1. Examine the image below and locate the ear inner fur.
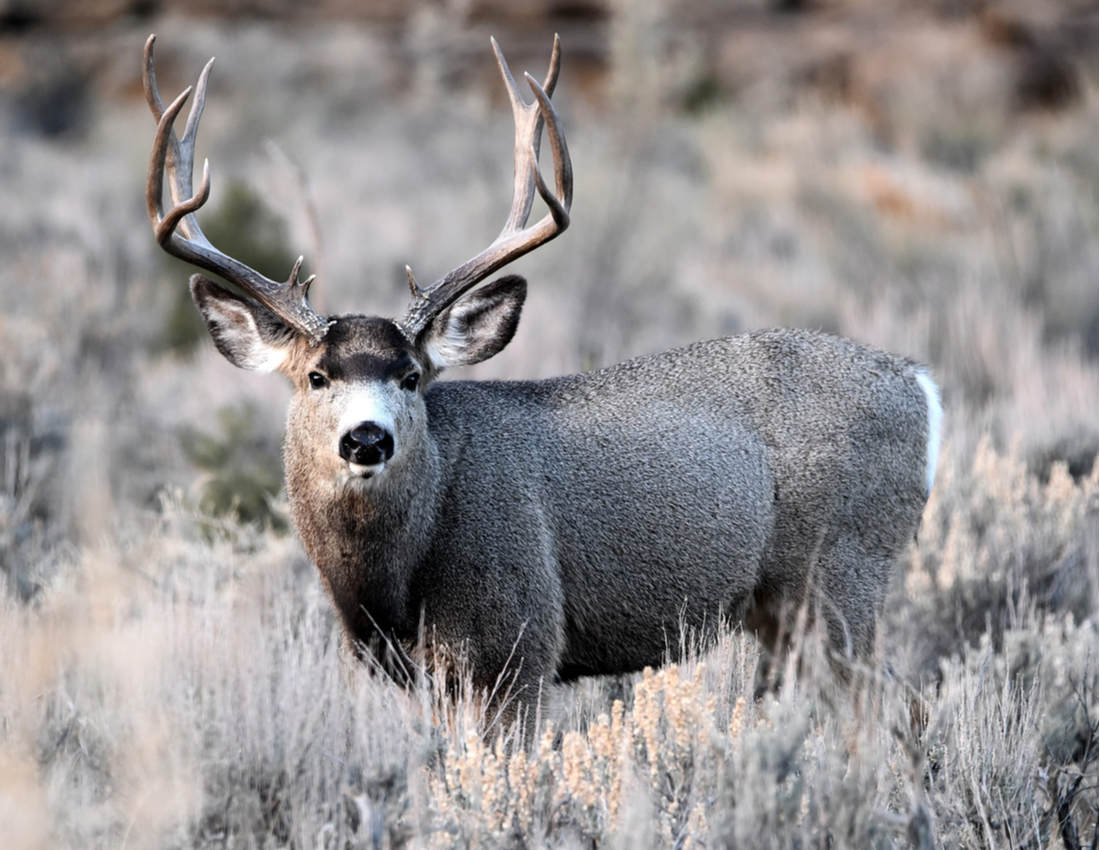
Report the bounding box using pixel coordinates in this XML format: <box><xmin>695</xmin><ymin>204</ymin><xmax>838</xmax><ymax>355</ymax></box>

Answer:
<box><xmin>189</xmin><ymin>275</ymin><xmax>296</xmax><ymax>373</ymax></box>
<box><xmin>420</xmin><ymin>275</ymin><xmax>526</xmax><ymax>371</ymax></box>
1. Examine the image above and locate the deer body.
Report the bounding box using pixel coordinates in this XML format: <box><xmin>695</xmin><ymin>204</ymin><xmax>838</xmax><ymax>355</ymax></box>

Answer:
<box><xmin>280</xmin><ymin>322</ymin><xmax>936</xmax><ymax>697</ymax></box>
<box><xmin>144</xmin><ymin>34</ymin><xmax>941</xmax><ymax>722</ymax></box>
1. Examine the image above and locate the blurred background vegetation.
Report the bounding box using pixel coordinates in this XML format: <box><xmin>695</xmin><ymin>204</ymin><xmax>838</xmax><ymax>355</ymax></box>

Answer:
<box><xmin>0</xmin><ymin>1</ymin><xmax>1095</xmax><ymax>847</ymax></box>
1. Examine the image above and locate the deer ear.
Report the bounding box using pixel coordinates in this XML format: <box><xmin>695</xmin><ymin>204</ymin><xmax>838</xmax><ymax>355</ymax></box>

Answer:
<box><xmin>419</xmin><ymin>274</ymin><xmax>526</xmax><ymax>370</ymax></box>
<box><xmin>190</xmin><ymin>275</ymin><xmax>296</xmax><ymax>373</ymax></box>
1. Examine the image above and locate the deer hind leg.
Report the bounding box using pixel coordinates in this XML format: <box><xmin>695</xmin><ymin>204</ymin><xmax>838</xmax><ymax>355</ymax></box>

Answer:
<box><xmin>812</xmin><ymin>534</ymin><xmax>899</xmax><ymax>716</ymax></box>
<box><xmin>744</xmin><ymin>586</ymin><xmax>807</xmax><ymax>698</ymax></box>
<box><xmin>746</xmin><ymin>534</ymin><xmax>888</xmax><ymax>699</ymax></box>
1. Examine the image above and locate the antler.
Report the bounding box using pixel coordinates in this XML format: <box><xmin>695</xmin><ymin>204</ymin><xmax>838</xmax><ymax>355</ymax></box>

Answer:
<box><xmin>143</xmin><ymin>34</ymin><xmax>331</xmax><ymax>344</ymax></box>
<box><xmin>399</xmin><ymin>35</ymin><xmax>573</xmax><ymax>340</ymax></box>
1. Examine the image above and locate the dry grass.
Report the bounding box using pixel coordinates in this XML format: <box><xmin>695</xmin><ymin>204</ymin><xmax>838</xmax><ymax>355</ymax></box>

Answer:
<box><xmin>0</xmin><ymin>4</ymin><xmax>1096</xmax><ymax>848</ymax></box>
<box><xmin>2</xmin><ymin>455</ymin><xmax>1094</xmax><ymax>847</ymax></box>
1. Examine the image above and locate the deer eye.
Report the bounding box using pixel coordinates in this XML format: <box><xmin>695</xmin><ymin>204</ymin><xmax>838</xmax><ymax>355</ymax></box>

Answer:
<box><xmin>401</xmin><ymin>372</ymin><xmax>420</xmax><ymax>392</ymax></box>
<box><xmin>308</xmin><ymin>371</ymin><xmax>329</xmax><ymax>390</ymax></box>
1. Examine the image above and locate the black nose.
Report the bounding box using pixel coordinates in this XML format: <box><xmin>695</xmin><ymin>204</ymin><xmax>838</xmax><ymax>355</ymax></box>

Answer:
<box><xmin>339</xmin><ymin>422</ymin><xmax>395</xmax><ymax>466</ymax></box>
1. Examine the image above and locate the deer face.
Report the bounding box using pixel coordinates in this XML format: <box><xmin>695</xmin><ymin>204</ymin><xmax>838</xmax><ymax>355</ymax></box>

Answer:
<box><xmin>288</xmin><ymin>315</ymin><xmax>424</xmax><ymax>486</ymax></box>
<box><xmin>189</xmin><ymin>274</ymin><xmax>526</xmax><ymax>488</ymax></box>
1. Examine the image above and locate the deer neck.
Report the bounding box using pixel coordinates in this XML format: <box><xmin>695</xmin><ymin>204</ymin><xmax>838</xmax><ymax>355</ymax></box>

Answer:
<box><xmin>285</xmin><ymin>434</ymin><xmax>442</xmax><ymax>641</ymax></box>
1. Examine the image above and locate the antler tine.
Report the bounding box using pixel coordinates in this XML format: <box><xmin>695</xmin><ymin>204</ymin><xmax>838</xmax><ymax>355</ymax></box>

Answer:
<box><xmin>143</xmin><ymin>34</ymin><xmax>167</xmax><ymax>119</ymax></box>
<box><xmin>400</xmin><ymin>36</ymin><xmax>572</xmax><ymax>341</ymax></box>
<box><xmin>143</xmin><ymin>34</ymin><xmax>331</xmax><ymax>344</ymax></box>
<box><xmin>144</xmin><ymin>34</ymin><xmax>212</xmax><ymax>238</ymax></box>
<box><xmin>493</xmin><ymin>35</ymin><xmax>555</xmax><ymax>235</ymax></box>
<box><xmin>525</xmin><ymin>70</ymin><xmax>573</xmax><ymax>222</ymax></box>
<box><xmin>148</xmin><ymin>94</ymin><xmax>213</xmax><ymax>247</ymax></box>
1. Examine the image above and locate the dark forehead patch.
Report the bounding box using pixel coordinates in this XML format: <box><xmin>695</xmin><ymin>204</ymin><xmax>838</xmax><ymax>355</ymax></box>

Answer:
<box><xmin>316</xmin><ymin>315</ymin><xmax>417</xmax><ymax>381</ymax></box>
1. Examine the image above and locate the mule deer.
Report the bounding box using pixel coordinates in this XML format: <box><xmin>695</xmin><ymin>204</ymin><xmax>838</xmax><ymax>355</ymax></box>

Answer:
<box><xmin>143</xmin><ymin>34</ymin><xmax>942</xmax><ymax>723</ymax></box>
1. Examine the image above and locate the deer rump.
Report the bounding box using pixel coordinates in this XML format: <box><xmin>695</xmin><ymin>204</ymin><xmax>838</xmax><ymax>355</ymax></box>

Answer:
<box><xmin>290</xmin><ymin>328</ymin><xmax>935</xmax><ymax>698</ymax></box>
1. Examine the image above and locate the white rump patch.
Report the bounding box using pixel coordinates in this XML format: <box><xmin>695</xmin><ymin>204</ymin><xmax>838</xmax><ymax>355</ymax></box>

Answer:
<box><xmin>915</xmin><ymin>370</ymin><xmax>942</xmax><ymax>495</ymax></box>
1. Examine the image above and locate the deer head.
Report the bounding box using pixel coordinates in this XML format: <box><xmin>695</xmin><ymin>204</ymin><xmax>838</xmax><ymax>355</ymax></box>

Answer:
<box><xmin>144</xmin><ymin>34</ymin><xmax>572</xmax><ymax>488</ymax></box>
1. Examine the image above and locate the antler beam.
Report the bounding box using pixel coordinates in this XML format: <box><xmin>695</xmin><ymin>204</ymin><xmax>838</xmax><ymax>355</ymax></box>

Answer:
<box><xmin>143</xmin><ymin>34</ymin><xmax>331</xmax><ymax>344</ymax></box>
<box><xmin>399</xmin><ymin>36</ymin><xmax>573</xmax><ymax>340</ymax></box>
